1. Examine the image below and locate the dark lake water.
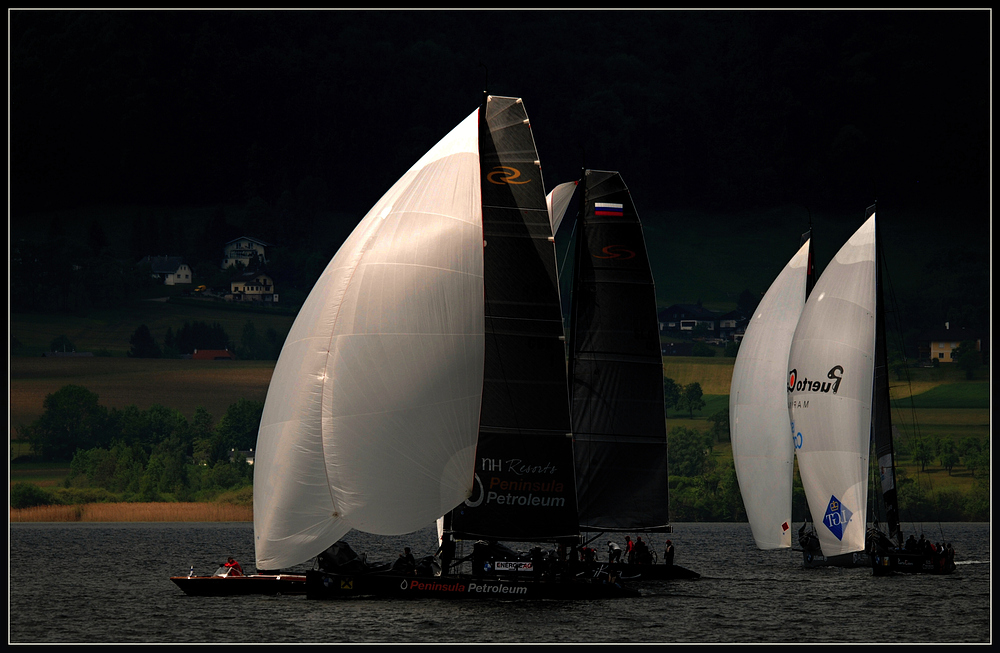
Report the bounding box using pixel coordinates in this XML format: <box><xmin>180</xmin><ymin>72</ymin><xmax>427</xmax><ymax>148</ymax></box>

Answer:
<box><xmin>8</xmin><ymin>521</ymin><xmax>990</xmax><ymax>643</ymax></box>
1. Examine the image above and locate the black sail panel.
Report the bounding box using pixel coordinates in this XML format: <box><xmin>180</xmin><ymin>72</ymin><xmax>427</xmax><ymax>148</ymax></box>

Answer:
<box><xmin>871</xmin><ymin>207</ymin><xmax>901</xmax><ymax>542</ymax></box>
<box><xmin>800</xmin><ymin>228</ymin><xmax>816</xmax><ymax>299</ymax></box>
<box><xmin>569</xmin><ymin>170</ymin><xmax>669</xmax><ymax>532</ymax></box>
<box><xmin>449</xmin><ymin>96</ymin><xmax>579</xmax><ymax>543</ymax></box>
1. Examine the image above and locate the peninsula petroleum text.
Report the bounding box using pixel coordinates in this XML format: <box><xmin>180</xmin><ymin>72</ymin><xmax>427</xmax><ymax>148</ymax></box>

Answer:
<box><xmin>487</xmin><ymin>477</ymin><xmax>566</xmax><ymax>507</ymax></box>
<box><xmin>404</xmin><ymin>579</ymin><xmax>530</xmax><ymax>595</ymax></box>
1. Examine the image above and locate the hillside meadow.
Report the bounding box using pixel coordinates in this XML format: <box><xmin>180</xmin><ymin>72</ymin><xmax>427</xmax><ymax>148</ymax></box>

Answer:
<box><xmin>9</xmin><ymin>356</ymin><xmax>276</xmax><ymax>439</ymax></box>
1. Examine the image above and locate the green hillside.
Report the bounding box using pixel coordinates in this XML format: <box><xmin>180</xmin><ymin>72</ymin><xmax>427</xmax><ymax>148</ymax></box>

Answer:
<box><xmin>901</xmin><ymin>382</ymin><xmax>989</xmax><ymax>409</ymax></box>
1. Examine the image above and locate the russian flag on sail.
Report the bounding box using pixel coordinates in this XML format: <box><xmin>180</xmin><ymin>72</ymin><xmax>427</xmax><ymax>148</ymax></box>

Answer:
<box><xmin>594</xmin><ymin>202</ymin><xmax>623</xmax><ymax>216</ymax></box>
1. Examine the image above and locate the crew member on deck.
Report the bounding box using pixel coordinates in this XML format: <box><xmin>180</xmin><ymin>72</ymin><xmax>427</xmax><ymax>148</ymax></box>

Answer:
<box><xmin>393</xmin><ymin>546</ymin><xmax>417</xmax><ymax>574</ymax></box>
<box><xmin>664</xmin><ymin>540</ymin><xmax>675</xmax><ymax>567</ymax></box>
<box><xmin>224</xmin><ymin>557</ymin><xmax>244</xmax><ymax>576</ymax></box>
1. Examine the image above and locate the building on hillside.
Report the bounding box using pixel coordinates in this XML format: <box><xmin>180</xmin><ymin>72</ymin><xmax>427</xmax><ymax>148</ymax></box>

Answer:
<box><xmin>658</xmin><ymin>303</ymin><xmax>719</xmax><ymax>335</ymax></box>
<box><xmin>717</xmin><ymin>309</ymin><xmax>748</xmax><ymax>342</ymax></box>
<box><xmin>139</xmin><ymin>255</ymin><xmax>193</xmax><ymax>285</ymax></box>
<box><xmin>222</xmin><ymin>236</ymin><xmax>272</xmax><ymax>269</ymax></box>
<box><xmin>916</xmin><ymin>326</ymin><xmax>985</xmax><ymax>364</ymax></box>
<box><xmin>230</xmin><ymin>448</ymin><xmax>255</xmax><ymax>465</ymax></box>
<box><xmin>227</xmin><ymin>270</ymin><xmax>279</xmax><ymax>303</ymax></box>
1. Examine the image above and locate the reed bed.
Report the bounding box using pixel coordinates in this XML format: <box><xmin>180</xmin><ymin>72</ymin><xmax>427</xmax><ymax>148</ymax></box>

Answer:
<box><xmin>9</xmin><ymin>502</ymin><xmax>253</xmax><ymax>523</ymax></box>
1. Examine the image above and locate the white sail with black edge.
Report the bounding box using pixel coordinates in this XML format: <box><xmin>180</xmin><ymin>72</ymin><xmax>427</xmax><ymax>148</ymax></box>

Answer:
<box><xmin>546</xmin><ymin>180</ymin><xmax>579</xmax><ymax>236</ymax></box>
<box><xmin>788</xmin><ymin>213</ymin><xmax>877</xmax><ymax>559</ymax></box>
<box><xmin>730</xmin><ymin>238</ymin><xmax>811</xmax><ymax>550</ymax></box>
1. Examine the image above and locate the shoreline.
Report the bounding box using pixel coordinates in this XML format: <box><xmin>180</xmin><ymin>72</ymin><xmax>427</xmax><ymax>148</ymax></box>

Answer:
<box><xmin>10</xmin><ymin>502</ymin><xmax>253</xmax><ymax>523</ymax></box>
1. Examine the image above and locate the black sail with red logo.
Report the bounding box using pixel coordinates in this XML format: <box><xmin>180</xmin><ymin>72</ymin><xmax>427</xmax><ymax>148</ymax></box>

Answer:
<box><xmin>447</xmin><ymin>95</ymin><xmax>580</xmax><ymax>543</ymax></box>
<box><xmin>567</xmin><ymin>170</ymin><xmax>670</xmax><ymax>532</ymax></box>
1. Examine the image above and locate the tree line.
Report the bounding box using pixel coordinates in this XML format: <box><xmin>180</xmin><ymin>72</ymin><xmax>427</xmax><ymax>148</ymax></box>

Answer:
<box><xmin>12</xmin><ymin>385</ymin><xmax>261</xmax><ymax>508</ymax></box>
<box><xmin>126</xmin><ymin>319</ymin><xmax>282</xmax><ymax>360</ymax></box>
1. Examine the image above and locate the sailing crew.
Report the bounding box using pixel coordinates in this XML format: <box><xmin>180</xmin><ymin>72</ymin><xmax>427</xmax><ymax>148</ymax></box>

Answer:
<box><xmin>634</xmin><ymin>536</ymin><xmax>651</xmax><ymax>564</ymax></box>
<box><xmin>224</xmin><ymin>557</ymin><xmax>244</xmax><ymax>576</ymax></box>
<box><xmin>393</xmin><ymin>546</ymin><xmax>417</xmax><ymax>574</ymax></box>
<box><xmin>625</xmin><ymin>536</ymin><xmax>635</xmax><ymax>564</ymax></box>
<box><xmin>607</xmin><ymin>541</ymin><xmax>622</xmax><ymax>563</ymax></box>
<box><xmin>663</xmin><ymin>540</ymin><xmax>675</xmax><ymax>567</ymax></box>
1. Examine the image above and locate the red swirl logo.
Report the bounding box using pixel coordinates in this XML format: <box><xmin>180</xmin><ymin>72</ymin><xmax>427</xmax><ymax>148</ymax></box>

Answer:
<box><xmin>594</xmin><ymin>245</ymin><xmax>636</xmax><ymax>260</ymax></box>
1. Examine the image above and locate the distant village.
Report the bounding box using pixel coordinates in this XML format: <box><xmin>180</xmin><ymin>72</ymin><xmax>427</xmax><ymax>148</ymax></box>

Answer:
<box><xmin>37</xmin><ymin>233</ymin><xmax>983</xmax><ymax>367</ymax></box>
<box><xmin>139</xmin><ymin>235</ymin><xmax>278</xmax><ymax>305</ymax></box>
<box><xmin>655</xmin><ymin>303</ymin><xmax>981</xmax><ymax>366</ymax></box>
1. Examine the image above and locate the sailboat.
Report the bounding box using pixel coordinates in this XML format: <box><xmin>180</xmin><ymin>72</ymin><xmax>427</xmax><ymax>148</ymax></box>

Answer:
<box><xmin>729</xmin><ymin>235</ymin><xmax>813</xmax><ymax>552</ymax></box>
<box><xmin>546</xmin><ymin>170</ymin><xmax>698</xmax><ymax>581</ymax></box>
<box><xmin>788</xmin><ymin>206</ymin><xmax>955</xmax><ymax>575</ymax></box>
<box><xmin>243</xmin><ymin>94</ymin><xmax>639</xmax><ymax>600</ymax></box>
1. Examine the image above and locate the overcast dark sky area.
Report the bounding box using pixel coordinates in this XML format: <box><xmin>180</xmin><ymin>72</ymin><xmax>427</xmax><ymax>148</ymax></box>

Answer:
<box><xmin>10</xmin><ymin>10</ymin><xmax>990</xmax><ymax>220</ymax></box>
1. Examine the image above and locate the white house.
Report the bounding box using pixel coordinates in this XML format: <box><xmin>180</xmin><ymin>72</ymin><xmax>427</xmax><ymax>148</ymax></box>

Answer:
<box><xmin>139</xmin><ymin>255</ymin><xmax>193</xmax><ymax>285</ymax></box>
<box><xmin>228</xmin><ymin>270</ymin><xmax>279</xmax><ymax>303</ymax></box>
<box><xmin>222</xmin><ymin>236</ymin><xmax>272</xmax><ymax>269</ymax></box>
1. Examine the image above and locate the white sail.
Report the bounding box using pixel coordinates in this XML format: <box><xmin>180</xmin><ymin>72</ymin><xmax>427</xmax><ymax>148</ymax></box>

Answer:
<box><xmin>788</xmin><ymin>215</ymin><xmax>877</xmax><ymax>558</ymax></box>
<box><xmin>730</xmin><ymin>238</ymin><xmax>810</xmax><ymax>550</ymax></box>
<box><xmin>254</xmin><ymin>109</ymin><xmax>485</xmax><ymax>571</ymax></box>
<box><xmin>545</xmin><ymin>180</ymin><xmax>578</xmax><ymax>235</ymax></box>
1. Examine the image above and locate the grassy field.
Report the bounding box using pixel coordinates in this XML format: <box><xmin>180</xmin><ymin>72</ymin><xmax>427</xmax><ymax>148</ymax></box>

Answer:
<box><xmin>10</xmin><ymin>502</ymin><xmax>254</xmax><ymax>523</ymax></box>
<box><xmin>9</xmin><ymin>356</ymin><xmax>276</xmax><ymax>438</ymax></box>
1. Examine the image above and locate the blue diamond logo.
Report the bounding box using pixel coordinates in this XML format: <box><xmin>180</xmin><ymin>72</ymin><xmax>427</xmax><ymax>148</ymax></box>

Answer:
<box><xmin>822</xmin><ymin>495</ymin><xmax>853</xmax><ymax>541</ymax></box>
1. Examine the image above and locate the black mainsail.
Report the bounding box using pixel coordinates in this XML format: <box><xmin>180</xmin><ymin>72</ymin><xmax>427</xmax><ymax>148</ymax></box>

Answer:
<box><xmin>870</xmin><ymin>205</ymin><xmax>901</xmax><ymax>543</ymax></box>
<box><xmin>447</xmin><ymin>95</ymin><xmax>580</xmax><ymax>543</ymax></box>
<box><xmin>567</xmin><ymin>170</ymin><xmax>669</xmax><ymax>533</ymax></box>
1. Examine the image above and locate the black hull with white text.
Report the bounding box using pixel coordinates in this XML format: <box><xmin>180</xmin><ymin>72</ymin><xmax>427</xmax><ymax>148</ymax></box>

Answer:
<box><xmin>305</xmin><ymin>569</ymin><xmax>640</xmax><ymax>600</ymax></box>
<box><xmin>871</xmin><ymin>550</ymin><xmax>957</xmax><ymax>576</ymax></box>
<box><xmin>799</xmin><ymin>549</ymin><xmax>871</xmax><ymax>569</ymax></box>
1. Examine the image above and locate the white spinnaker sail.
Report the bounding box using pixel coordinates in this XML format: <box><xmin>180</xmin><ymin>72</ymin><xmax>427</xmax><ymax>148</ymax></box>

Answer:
<box><xmin>545</xmin><ymin>180</ymin><xmax>578</xmax><ymax>235</ymax></box>
<box><xmin>788</xmin><ymin>215</ymin><xmax>877</xmax><ymax>558</ymax></box>
<box><xmin>254</xmin><ymin>110</ymin><xmax>484</xmax><ymax>570</ymax></box>
<box><xmin>730</xmin><ymin>239</ymin><xmax>810</xmax><ymax>550</ymax></box>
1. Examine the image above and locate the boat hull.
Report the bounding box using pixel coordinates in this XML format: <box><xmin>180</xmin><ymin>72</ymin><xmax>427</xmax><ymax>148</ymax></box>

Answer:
<box><xmin>800</xmin><ymin>549</ymin><xmax>871</xmax><ymax>569</ymax></box>
<box><xmin>170</xmin><ymin>574</ymin><xmax>307</xmax><ymax>596</ymax></box>
<box><xmin>305</xmin><ymin>570</ymin><xmax>640</xmax><ymax>600</ymax></box>
<box><xmin>871</xmin><ymin>551</ymin><xmax>957</xmax><ymax>576</ymax></box>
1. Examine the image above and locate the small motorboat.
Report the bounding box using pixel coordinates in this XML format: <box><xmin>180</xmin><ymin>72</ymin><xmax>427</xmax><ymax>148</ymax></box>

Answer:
<box><xmin>170</xmin><ymin>565</ymin><xmax>306</xmax><ymax>596</ymax></box>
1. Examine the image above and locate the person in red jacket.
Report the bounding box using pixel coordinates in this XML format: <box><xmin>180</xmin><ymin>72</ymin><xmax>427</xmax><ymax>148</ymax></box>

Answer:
<box><xmin>224</xmin><ymin>557</ymin><xmax>244</xmax><ymax>576</ymax></box>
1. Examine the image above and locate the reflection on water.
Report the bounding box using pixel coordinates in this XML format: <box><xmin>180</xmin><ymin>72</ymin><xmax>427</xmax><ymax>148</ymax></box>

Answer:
<box><xmin>9</xmin><ymin>522</ymin><xmax>990</xmax><ymax>643</ymax></box>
